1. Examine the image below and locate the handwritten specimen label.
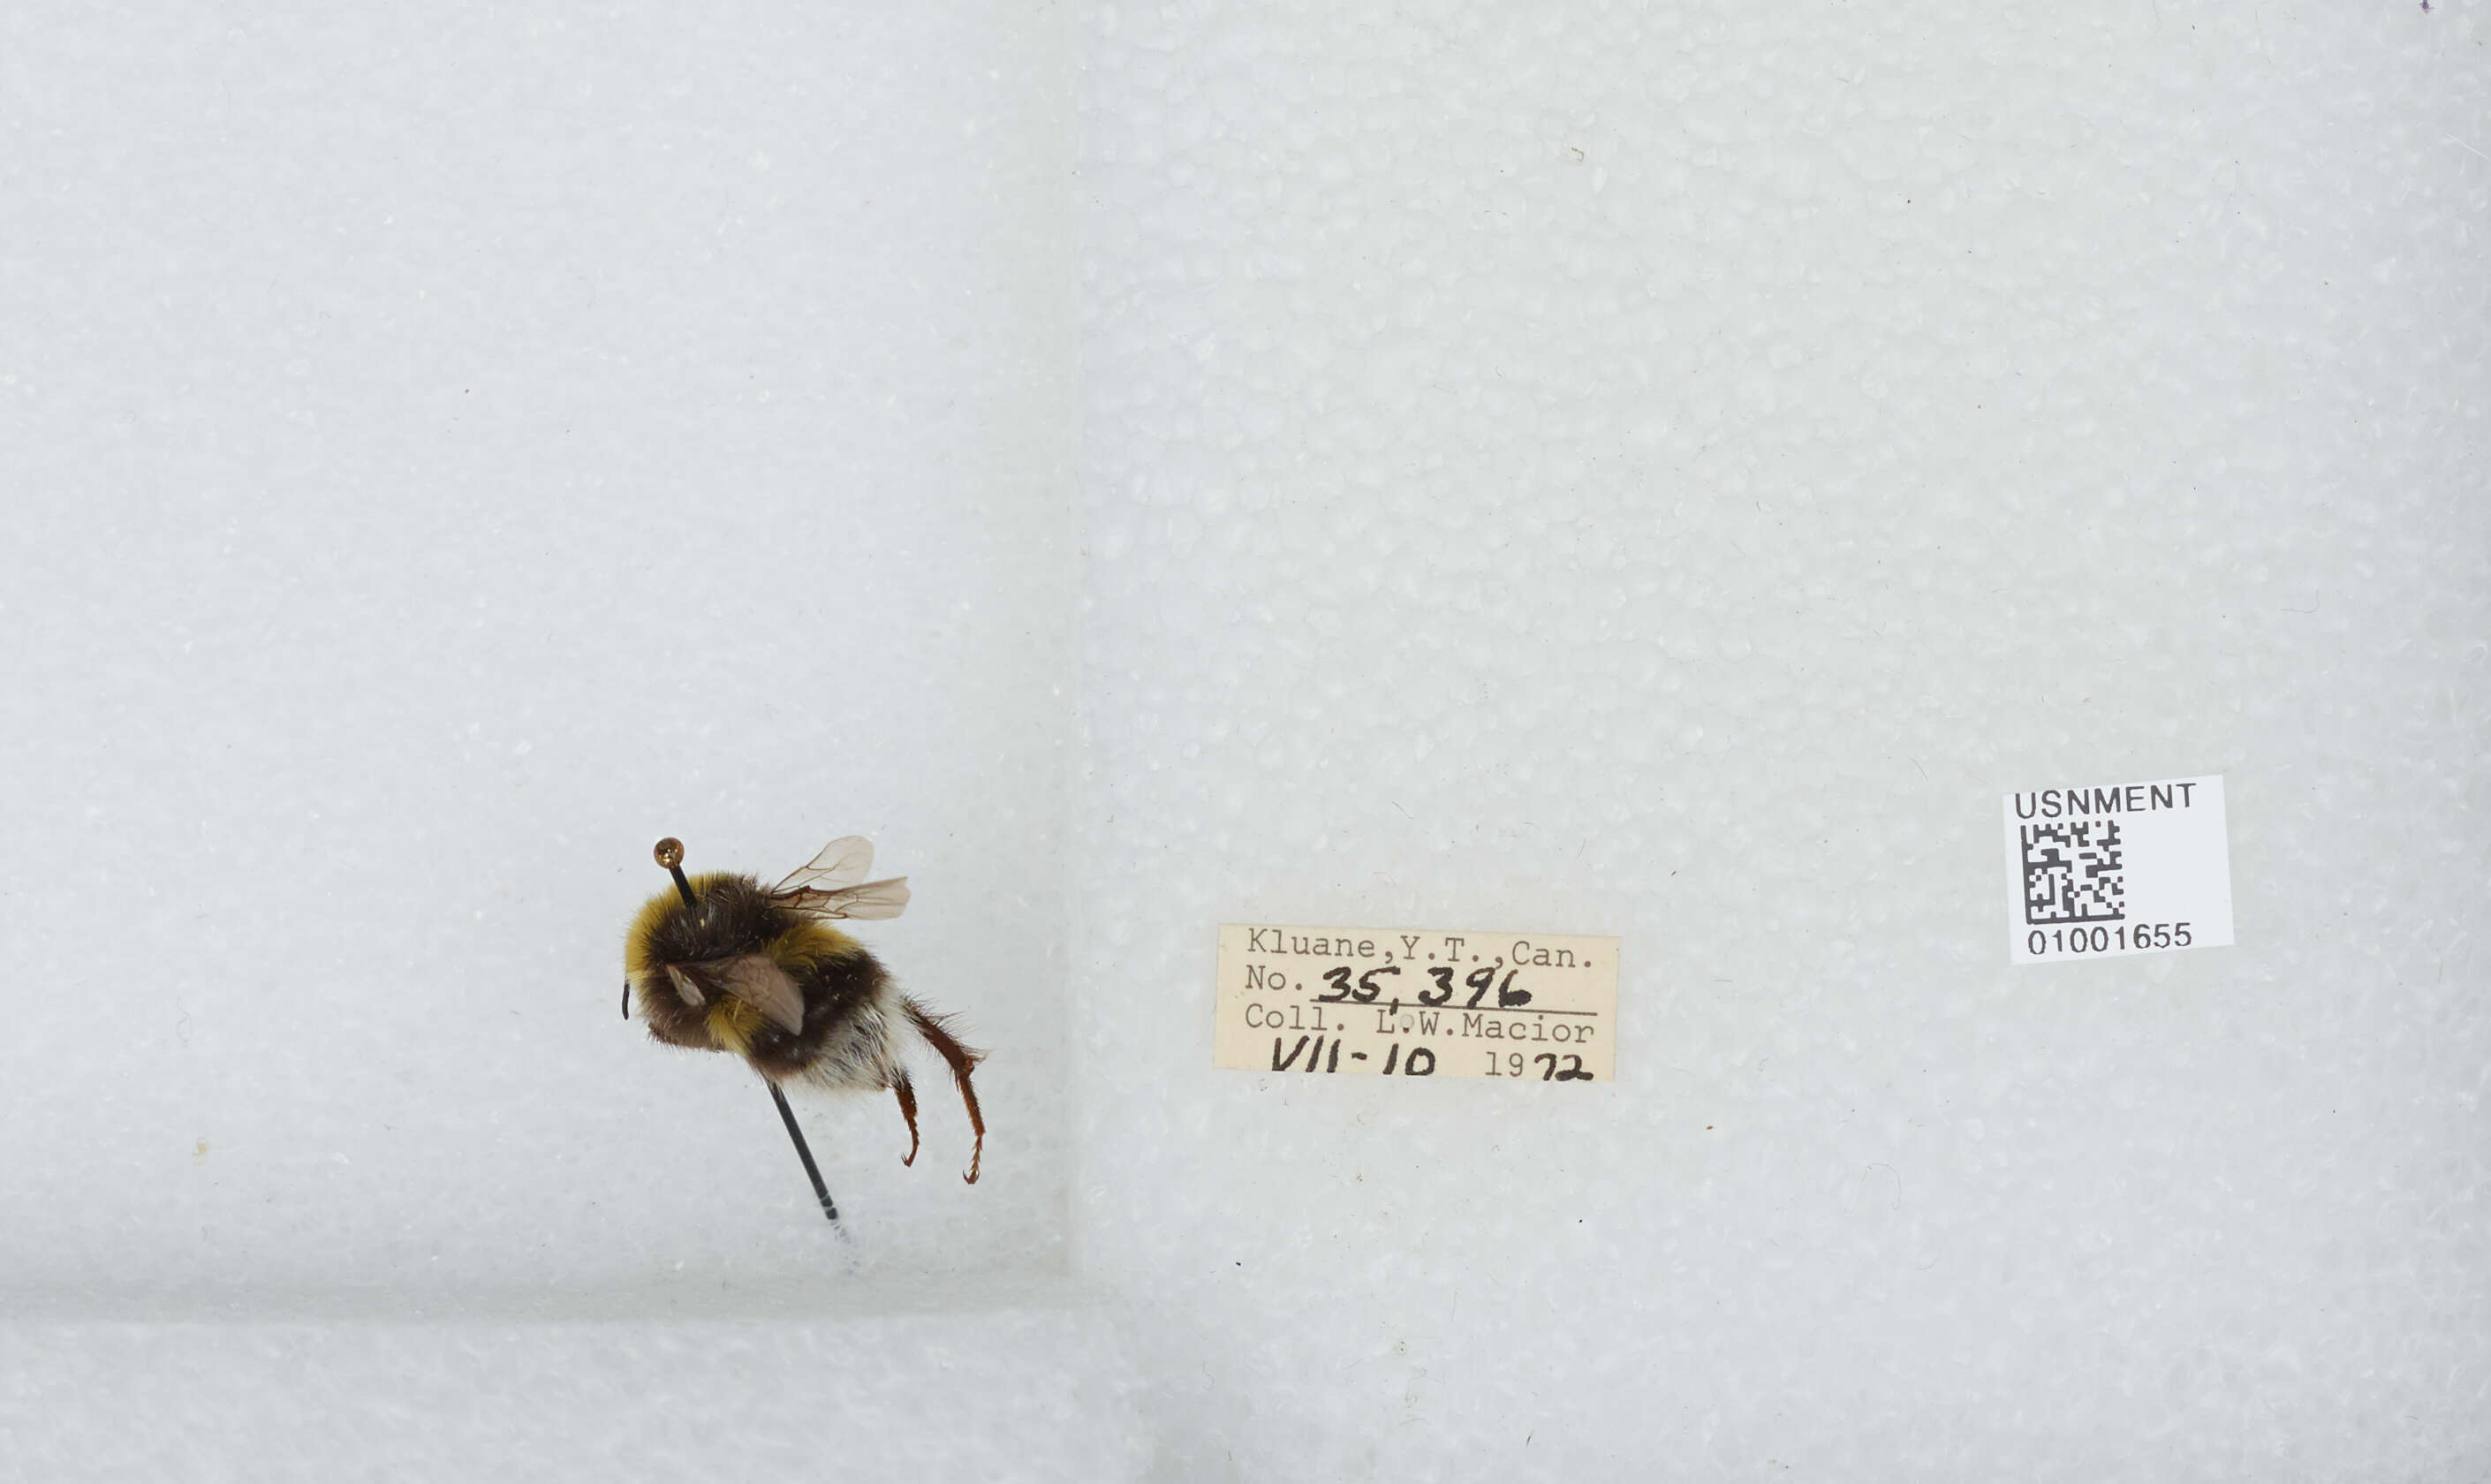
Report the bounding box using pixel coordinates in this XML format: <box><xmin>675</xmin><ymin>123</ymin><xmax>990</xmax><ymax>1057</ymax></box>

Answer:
<box><xmin>1215</xmin><ymin>924</ymin><xmax>1619</xmax><ymax>1083</ymax></box>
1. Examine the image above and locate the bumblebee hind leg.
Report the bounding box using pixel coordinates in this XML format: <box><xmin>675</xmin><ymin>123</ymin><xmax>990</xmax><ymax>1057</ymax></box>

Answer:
<box><xmin>892</xmin><ymin>1070</ymin><xmax>920</xmax><ymax>1167</ymax></box>
<box><xmin>903</xmin><ymin>998</ymin><xmax>986</xmax><ymax>1185</ymax></box>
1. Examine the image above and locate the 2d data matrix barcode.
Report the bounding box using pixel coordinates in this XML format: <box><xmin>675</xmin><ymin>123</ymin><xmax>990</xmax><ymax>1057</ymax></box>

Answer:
<box><xmin>2021</xmin><ymin>820</ymin><xmax>2124</xmax><ymax>925</ymax></box>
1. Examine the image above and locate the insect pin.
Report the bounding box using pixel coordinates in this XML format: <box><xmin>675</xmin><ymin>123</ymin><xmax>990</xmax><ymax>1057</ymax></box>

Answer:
<box><xmin>623</xmin><ymin>836</ymin><xmax>986</xmax><ymax>1224</ymax></box>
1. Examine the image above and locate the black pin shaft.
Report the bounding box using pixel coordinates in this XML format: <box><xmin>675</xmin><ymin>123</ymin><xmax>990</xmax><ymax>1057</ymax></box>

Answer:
<box><xmin>654</xmin><ymin>838</ymin><xmax>697</xmax><ymax>910</ymax></box>
<box><xmin>768</xmin><ymin>1081</ymin><xmax>840</xmax><ymax>1223</ymax></box>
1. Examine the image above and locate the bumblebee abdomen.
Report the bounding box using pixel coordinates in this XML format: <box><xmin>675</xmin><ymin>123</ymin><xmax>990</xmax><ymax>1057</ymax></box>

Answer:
<box><xmin>748</xmin><ymin>933</ymin><xmax>891</xmax><ymax>1085</ymax></box>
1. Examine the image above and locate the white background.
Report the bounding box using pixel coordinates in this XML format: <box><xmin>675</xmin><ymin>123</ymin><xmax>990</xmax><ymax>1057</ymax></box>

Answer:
<box><xmin>0</xmin><ymin>5</ymin><xmax>1075</xmax><ymax>1311</ymax></box>
<box><xmin>6</xmin><ymin>2</ymin><xmax>2487</xmax><ymax>1479</ymax></box>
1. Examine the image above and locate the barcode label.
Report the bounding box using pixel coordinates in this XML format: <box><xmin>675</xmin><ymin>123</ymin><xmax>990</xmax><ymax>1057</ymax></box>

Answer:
<box><xmin>2003</xmin><ymin>776</ymin><xmax>2234</xmax><ymax>963</ymax></box>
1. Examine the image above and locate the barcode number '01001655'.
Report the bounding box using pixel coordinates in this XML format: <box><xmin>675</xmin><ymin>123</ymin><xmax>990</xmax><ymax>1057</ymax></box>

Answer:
<box><xmin>1213</xmin><ymin>925</ymin><xmax>1619</xmax><ymax>1084</ymax></box>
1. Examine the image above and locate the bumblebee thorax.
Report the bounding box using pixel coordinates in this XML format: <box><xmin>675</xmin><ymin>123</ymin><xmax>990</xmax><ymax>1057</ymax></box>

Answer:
<box><xmin>625</xmin><ymin>872</ymin><xmax>786</xmax><ymax>973</ymax></box>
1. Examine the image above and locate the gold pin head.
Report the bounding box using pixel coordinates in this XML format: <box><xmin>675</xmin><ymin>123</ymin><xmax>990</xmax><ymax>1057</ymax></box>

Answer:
<box><xmin>654</xmin><ymin>838</ymin><xmax>685</xmax><ymax>869</ymax></box>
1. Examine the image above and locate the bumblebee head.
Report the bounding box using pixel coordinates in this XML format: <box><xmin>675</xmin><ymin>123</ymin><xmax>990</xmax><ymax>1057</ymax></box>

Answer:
<box><xmin>622</xmin><ymin>844</ymin><xmax>783</xmax><ymax>1026</ymax></box>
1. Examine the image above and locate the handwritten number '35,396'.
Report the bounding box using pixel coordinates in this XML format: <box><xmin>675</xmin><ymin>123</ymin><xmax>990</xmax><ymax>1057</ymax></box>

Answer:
<box><xmin>1320</xmin><ymin>963</ymin><xmax>1533</xmax><ymax>1009</ymax></box>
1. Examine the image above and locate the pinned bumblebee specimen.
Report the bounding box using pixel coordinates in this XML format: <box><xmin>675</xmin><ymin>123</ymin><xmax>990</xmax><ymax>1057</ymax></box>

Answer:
<box><xmin>624</xmin><ymin>836</ymin><xmax>985</xmax><ymax>1223</ymax></box>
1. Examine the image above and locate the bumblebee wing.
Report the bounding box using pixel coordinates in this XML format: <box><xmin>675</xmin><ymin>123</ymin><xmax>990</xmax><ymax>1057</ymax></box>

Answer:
<box><xmin>777</xmin><ymin>876</ymin><xmax>911</xmax><ymax>920</ymax></box>
<box><xmin>711</xmin><ymin>953</ymin><xmax>808</xmax><ymax>1034</ymax></box>
<box><xmin>775</xmin><ymin>836</ymin><xmax>874</xmax><ymax>894</ymax></box>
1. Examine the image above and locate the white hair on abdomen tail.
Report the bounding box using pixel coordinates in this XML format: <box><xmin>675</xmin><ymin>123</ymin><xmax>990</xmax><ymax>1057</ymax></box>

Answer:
<box><xmin>794</xmin><ymin>975</ymin><xmax>907</xmax><ymax>1094</ymax></box>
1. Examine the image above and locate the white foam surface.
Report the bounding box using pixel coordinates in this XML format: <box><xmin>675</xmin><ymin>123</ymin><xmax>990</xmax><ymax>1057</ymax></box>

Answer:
<box><xmin>4</xmin><ymin>0</ymin><xmax>2487</xmax><ymax>1478</ymax></box>
<box><xmin>1071</xmin><ymin>0</ymin><xmax>2487</xmax><ymax>1477</ymax></box>
<box><xmin>0</xmin><ymin>1301</ymin><xmax>1148</xmax><ymax>1481</ymax></box>
<box><xmin>0</xmin><ymin>5</ymin><xmax>1072</xmax><ymax>1305</ymax></box>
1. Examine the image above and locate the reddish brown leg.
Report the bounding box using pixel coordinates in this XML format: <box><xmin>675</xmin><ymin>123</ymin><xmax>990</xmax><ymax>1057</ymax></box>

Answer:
<box><xmin>904</xmin><ymin>998</ymin><xmax>987</xmax><ymax>1184</ymax></box>
<box><xmin>892</xmin><ymin>1070</ymin><xmax>920</xmax><ymax>1167</ymax></box>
